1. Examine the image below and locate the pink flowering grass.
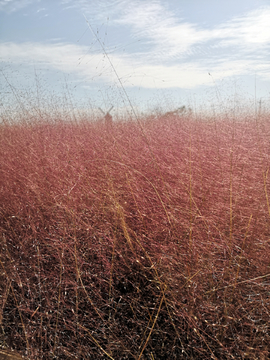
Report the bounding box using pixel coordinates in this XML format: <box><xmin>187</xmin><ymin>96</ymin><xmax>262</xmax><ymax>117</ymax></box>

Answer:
<box><xmin>1</xmin><ymin>113</ymin><xmax>270</xmax><ymax>359</ymax></box>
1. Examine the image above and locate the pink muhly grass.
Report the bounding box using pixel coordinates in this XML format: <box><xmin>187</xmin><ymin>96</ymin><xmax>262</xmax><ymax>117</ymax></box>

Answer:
<box><xmin>0</xmin><ymin>113</ymin><xmax>270</xmax><ymax>359</ymax></box>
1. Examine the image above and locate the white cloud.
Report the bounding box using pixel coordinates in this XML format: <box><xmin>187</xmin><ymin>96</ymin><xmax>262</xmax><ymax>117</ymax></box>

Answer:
<box><xmin>114</xmin><ymin>2</ymin><xmax>211</xmax><ymax>59</ymax></box>
<box><xmin>213</xmin><ymin>7</ymin><xmax>270</xmax><ymax>48</ymax></box>
<box><xmin>1</xmin><ymin>41</ymin><xmax>269</xmax><ymax>91</ymax></box>
<box><xmin>58</xmin><ymin>0</ymin><xmax>270</xmax><ymax>62</ymax></box>
<box><xmin>36</xmin><ymin>7</ymin><xmax>45</xmax><ymax>13</ymax></box>
<box><xmin>114</xmin><ymin>2</ymin><xmax>270</xmax><ymax>62</ymax></box>
<box><xmin>1</xmin><ymin>1</ymin><xmax>269</xmax><ymax>91</ymax></box>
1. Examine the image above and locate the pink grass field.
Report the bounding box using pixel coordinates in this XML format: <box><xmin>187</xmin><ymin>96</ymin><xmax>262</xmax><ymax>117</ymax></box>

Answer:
<box><xmin>1</xmin><ymin>113</ymin><xmax>270</xmax><ymax>359</ymax></box>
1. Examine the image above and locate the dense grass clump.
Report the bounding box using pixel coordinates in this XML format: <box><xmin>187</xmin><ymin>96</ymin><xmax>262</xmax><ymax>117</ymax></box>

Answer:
<box><xmin>1</xmin><ymin>113</ymin><xmax>270</xmax><ymax>359</ymax></box>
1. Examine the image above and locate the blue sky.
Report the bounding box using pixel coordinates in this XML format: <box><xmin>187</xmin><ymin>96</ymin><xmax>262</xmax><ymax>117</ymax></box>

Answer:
<box><xmin>1</xmin><ymin>0</ymin><xmax>270</xmax><ymax>115</ymax></box>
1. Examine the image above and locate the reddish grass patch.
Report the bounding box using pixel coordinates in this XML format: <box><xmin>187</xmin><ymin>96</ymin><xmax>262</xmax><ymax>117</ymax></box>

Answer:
<box><xmin>1</xmin><ymin>114</ymin><xmax>270</xmax><ymax>359</ymax></box>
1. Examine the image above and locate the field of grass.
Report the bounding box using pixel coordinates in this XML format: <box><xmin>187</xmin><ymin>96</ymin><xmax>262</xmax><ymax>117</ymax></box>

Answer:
<box><xmin>1</xmin><ymin>112</ymin><xmax>270</xmax><ymax>359</ymax></box>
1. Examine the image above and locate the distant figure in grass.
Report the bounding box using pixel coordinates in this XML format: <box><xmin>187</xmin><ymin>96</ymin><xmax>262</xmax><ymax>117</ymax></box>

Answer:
<box><xmin>98</xmin><ymin>106</ymin><xmax>113</xmax><ymax>129</ymax></box>
<box><xmin>163</xmin><ymin>105</ymin><xmax>192</xmax><ymax>118</ymax></box>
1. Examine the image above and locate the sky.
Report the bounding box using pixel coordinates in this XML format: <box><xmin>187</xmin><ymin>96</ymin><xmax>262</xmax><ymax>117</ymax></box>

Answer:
<box><xmin>1</xmin><ymin>0</ymin><xmax>270</xmax><ymax>117</ymax></box>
